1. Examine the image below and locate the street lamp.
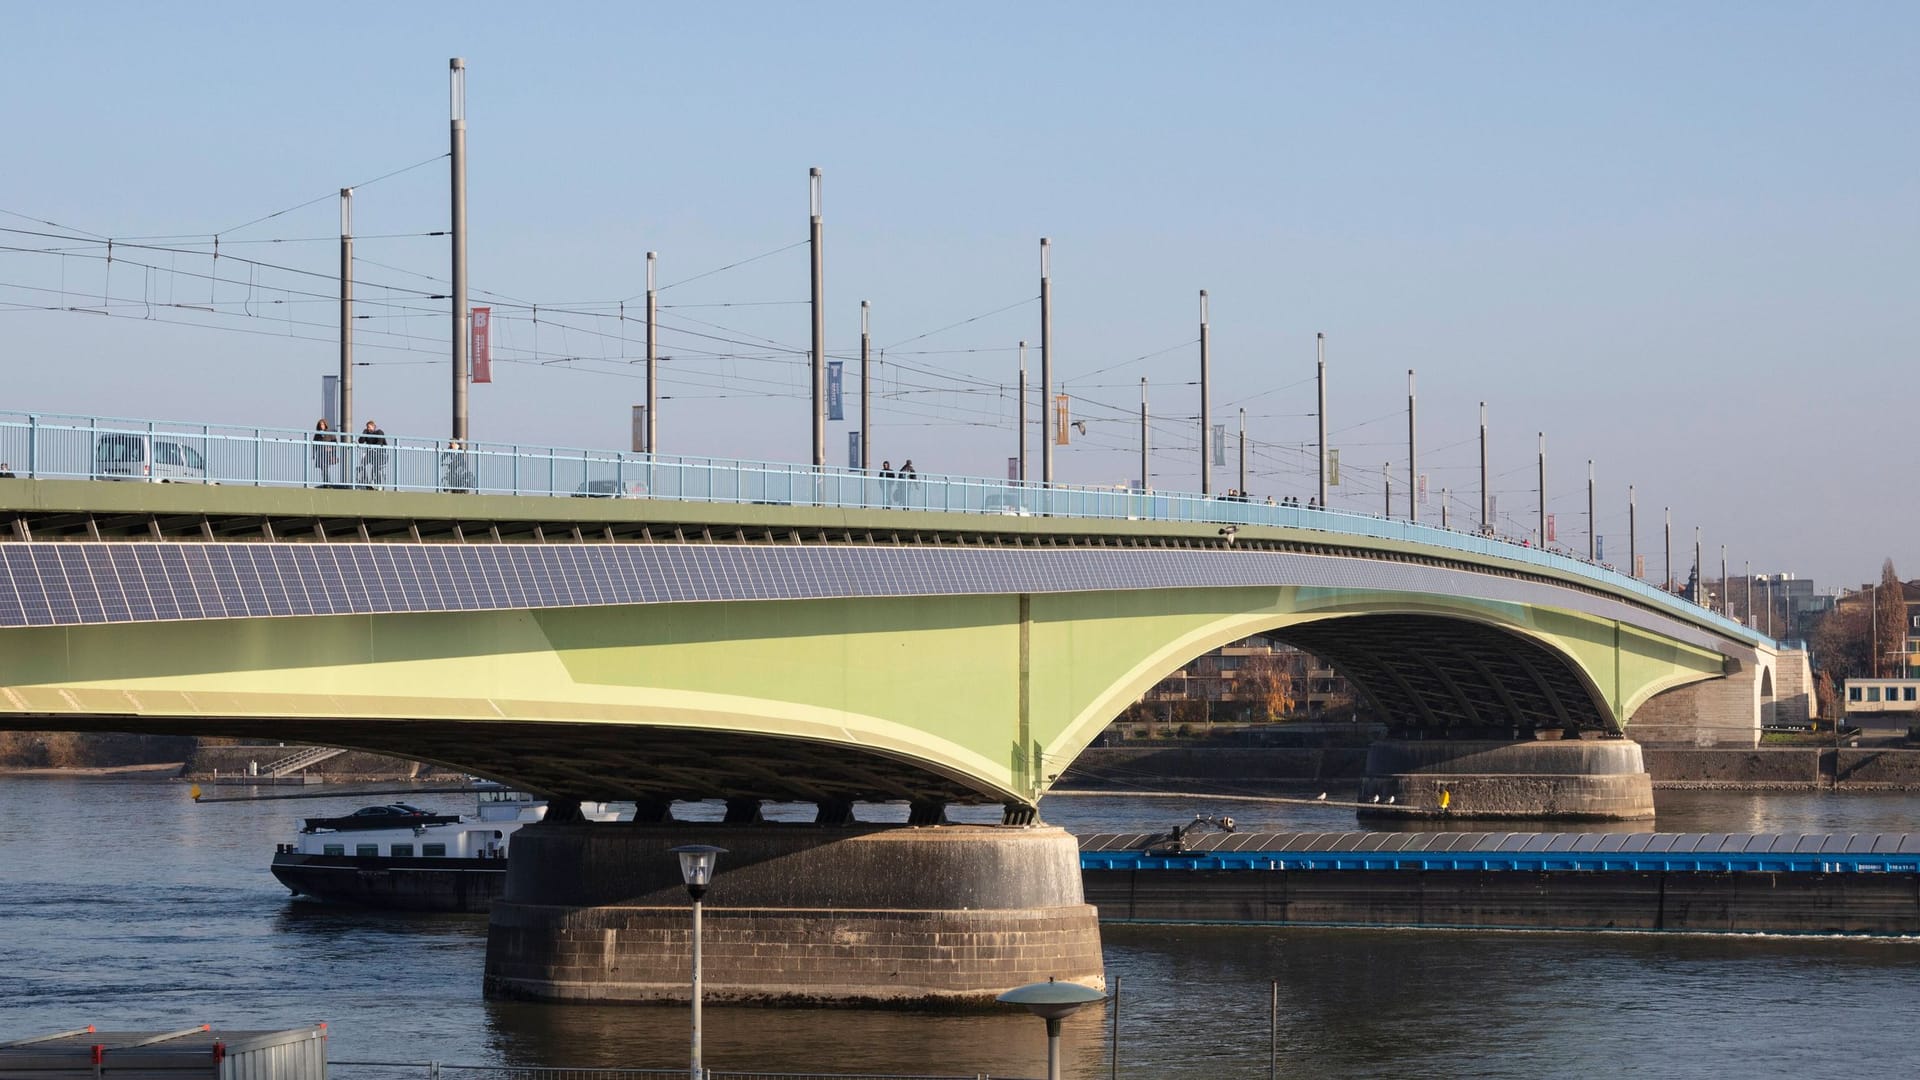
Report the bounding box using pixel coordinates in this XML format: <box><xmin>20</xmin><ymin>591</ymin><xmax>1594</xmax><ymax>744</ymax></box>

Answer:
<box><xmin>998</xmin><ymin>977</ymin><xmax>1107</xmax><ymax>1080</ymax></box>
<box><xmin>671</xmin><ymin>844</ymin><xmax>726</xmax><ymax>1080</ymax></box>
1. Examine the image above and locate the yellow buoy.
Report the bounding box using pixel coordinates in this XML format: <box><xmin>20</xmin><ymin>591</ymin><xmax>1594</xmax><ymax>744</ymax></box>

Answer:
<box><xmin>189</xmin><ymin>783</ymin><xmax>202</xmax><ymax>801</ymax></box>
<box><xmin>1438</xmin><ymin>789</ymin><xmax>1452</xmax><ymax>810</ymax></box>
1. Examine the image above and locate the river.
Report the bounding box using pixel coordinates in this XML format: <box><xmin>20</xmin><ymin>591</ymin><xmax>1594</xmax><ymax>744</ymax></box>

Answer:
<box><xmin>1</xmin><ymin>776</ymin><xmax>1916</xmax><ymax>1079</ymax></box>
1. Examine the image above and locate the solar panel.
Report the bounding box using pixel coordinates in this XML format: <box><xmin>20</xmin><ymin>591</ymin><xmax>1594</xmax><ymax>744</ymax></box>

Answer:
<box><xmin>0</xmin><ymin>538</ymin><xmax>1737</xmax><ymax>647</ymax></box>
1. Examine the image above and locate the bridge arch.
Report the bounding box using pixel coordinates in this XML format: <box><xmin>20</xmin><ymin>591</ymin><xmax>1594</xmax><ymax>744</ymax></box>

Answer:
<box><xmin>1052</xmin><ymin>604</ymin><xmax>1628</xmax><ymax>768</ymax></box>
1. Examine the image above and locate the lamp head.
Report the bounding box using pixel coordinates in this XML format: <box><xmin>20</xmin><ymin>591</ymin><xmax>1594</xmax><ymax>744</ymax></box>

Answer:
<box><xmin>997</xmin><ymin>976</ymin><xmax>1107</xmax><ymax>1022</ymax></box>
<box><xmin>671</xmin><ymin>844</ymin><xmax>727</xmax><ymax>900</ymax></box>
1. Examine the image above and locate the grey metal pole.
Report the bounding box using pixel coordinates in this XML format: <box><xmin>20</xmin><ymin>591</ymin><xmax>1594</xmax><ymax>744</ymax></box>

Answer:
<box><xmin>339</xmin><ymin>188</ymin><xmax>353</xmax><ymax>438</ymax></box>
<box><xmin>645</xmin><ymin>251</ymin><xmax>658</xmax><ymax>454</ymax></box>
<box><xmin>1238</xmin><ymin>406</ymin><xmax>1247</xmax><ymax>497</ymax></box>
<box><xmin>1441</xmin><ymin>488</ymin><xmax>1450</xmax><ymax>529</ymax></box>
<box><xmin>1140</xmin><ymin>377</ymin><xmax>1151</xmax><ymax>493</ymax></box>
<box><xmin>1746</xmin><ymin>560</ymin><xmax>1753</xmax><ymax>624</ymax></box>
<box><xmin>1587</xmin><ymin>460</ymin><xmax>1595</xmax><ymax>561</ymax></box>
<box><xmin>1018</xmin><ymin>341</ymin><xmax>1028</xmax><ymax>483</ymax></box>
<box><xmin>1478</xmin><ymin>402</ymin><xmax>1488</xmax><ymax>534</ymax></box>
<box><xmin>449</xmin><ymin>58</ymin><xmax>469</xmax><ymax>442</ymax></box>
<box><xmin>860</xmin><ymin>300</ymin><xmax>871</xmax><ymax>470</ymax></box>
<box><xmin>1629</xmin><ymin>485</ymin><xmax>1638</xmax><ymax>578</ymax></box>
<box><xmin>809</xmin><ymin>168</ymin><xmax>825</xmax><ymax>467</ymax></box>
<box><xmin>1697</xmin><ymin>526</ymin><xmax>1712</xmax><ymax>607</ymax></box>
<box><xmin>1110</xmin><ymin>973</ymin><xmax>1120</xmax><ymax>1080</ymax></box>
<box><xmin>1384</xmin><ymin>462</ymin><xmax>1392</xmax><ymax>517</ymax></box>
<box><xmin>1537</xmin><ymin>432</ymin><xmax>1546</xmax><ymax>546</ymax></box>
<box><xmin>1199</xmin><ymin>290</ymin><xmax>1212</xmax><ymax>495</ymax></box>
<box><xmin>1046</xmin><ymin>1018</ymin><xmax>1063</xmax><ymax>1080</ymax></box>
<box><xmin>1040</xmin><ymin>239</ymin><xmax>1053</xmax><ymax>486</ymax></box>
<box><xmin>689</xmin><ymin>895</ymin><xmax>703</xmax><ymax>1080</ymax></box>
<box><xmin>1665</xmin><ymin>507</ymin><xmax>1672</xmax><ymax>591</ymax></box>
<box><xmin>1269</xmin><ymin>979</ymin><xmax>1278</xmax><ymax>1080</ymax></box>
<box><xmin>1316</xmin><ymin>333</ymin><xmax>1328</xmax><ymax>508</ymax></box>
<box><xmin>1407</xmin><ymin>369</ymin><xmax>1417</xmax><ymax>522</ymax></box>
<box><xmin>1721</xmin><ymin>545</ymin><xmax>1729</xmax><ymax>617</ymax></box>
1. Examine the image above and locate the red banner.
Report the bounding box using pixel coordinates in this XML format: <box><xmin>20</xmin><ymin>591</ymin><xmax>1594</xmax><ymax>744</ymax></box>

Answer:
<box><xmin>471</xmin><ymin>306</ymin><xmax>492</xmax><ymax>384</ymax></box>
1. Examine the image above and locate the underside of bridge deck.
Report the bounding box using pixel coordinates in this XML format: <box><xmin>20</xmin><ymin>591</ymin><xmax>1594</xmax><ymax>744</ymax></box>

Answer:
<box><xmin>2</xmin><ymin>712</ymin><xmax>987</xmax><ymax>807</ymax></box>
<box><xmin>1274</xmin><ymin>613</ymin><xmax>1615</xmax><ymax>736</ymax></box>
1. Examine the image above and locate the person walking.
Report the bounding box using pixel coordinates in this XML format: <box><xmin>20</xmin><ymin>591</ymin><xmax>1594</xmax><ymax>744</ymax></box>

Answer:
<box><xmin>878</xmin><ymin>460</ymin><xmax>895</xmax><ymax>508</ymax></box>
<box><xmin>357</xmin><ymin>420</ymin><xmax>388</xmax><ymax>488</ymax></box>
<box><xmin>312</xmin><ymin>418</ymin><xmax>338</xmax><ymax>486</ymax></box>
<box><xmin>898</xmin><ymin>459</ymin><xmax>917</xmax><ymax>509</ymax></box>
<box><xmin>441</xmin><ymin>440</ymin><xmax>473</xmax><ymax>493</ymax></box>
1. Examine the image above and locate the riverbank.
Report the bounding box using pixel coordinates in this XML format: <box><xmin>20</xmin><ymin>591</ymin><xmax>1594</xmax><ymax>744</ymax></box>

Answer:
<box><xmin>1058</xmin><ymin>744</ymin><xmax>1920</xmax><ymax>792</ymax></box>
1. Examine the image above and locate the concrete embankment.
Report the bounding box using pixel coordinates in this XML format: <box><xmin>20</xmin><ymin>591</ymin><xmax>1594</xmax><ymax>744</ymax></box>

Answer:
<box><xmin>1058</xmin><ymin>746</ymin><xmax>1368</xmax><ymax>789</ymax></box>
<box><xmin>179</xmin><ymin>744</ymin><xmax>467</xmax><ymax>782</ymax></box>
<box><xmin>1061</xmin><ymin>744</ymin><xmax>1920</xmax><ymax>792</ymax></box>
<box><xmin>1646</xmin><ymin>747</ymin><xmax>1920</xmax><ymax>790</ymax></box>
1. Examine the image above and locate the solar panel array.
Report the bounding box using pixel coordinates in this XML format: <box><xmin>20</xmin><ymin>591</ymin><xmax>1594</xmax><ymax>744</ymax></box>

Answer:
<box><xmin>0</xmin><ymin>540</ymin><xmax>1723</xmax><ymax>647</ymax></box>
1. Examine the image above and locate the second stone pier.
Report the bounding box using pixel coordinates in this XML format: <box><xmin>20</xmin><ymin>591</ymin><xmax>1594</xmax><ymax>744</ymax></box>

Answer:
<box><xmin>485</xmin><ymin>822</ymin><xmax>1104</xmax><ymax>1007</ymax></box>
<box><xmin>1358</xmin><ymin>737</ymin><xmax>1656</xmax><ymax>820</ymax></box>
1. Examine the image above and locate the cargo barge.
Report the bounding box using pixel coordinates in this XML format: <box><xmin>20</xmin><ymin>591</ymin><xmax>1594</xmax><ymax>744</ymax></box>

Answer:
<box><xmin>1080</xmin><ymin>830</ymin><xmax>1920</xmax><ymax>936</ymax></box>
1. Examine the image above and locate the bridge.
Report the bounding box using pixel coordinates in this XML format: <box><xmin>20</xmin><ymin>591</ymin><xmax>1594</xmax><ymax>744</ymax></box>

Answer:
<box><xmin>0</xmin><ymin>410</ymin><xmax>1801</xmax><ymax>817</ymax></box>
<box><xmin>0</xmin><ymin>410</ymin><xmax>1811</xmax><ymax>1005</ymax></box>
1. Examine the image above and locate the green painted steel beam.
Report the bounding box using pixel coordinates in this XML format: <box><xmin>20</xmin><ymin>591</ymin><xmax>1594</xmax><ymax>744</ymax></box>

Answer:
<box><xmin>0</xmin><ymin>581</ymin><xmax>1733</xmax><ymax>805</ymax></box>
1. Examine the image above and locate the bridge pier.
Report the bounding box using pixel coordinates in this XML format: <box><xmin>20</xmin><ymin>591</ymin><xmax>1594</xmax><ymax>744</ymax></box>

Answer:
<box><xmin>1358</xmin><ymin>738</ymin><xmax>1655</xmax><ymax>820</ymax></box>
<box><xmin>484</xmin><ymin>822</ymin><xmax>1103</xmax><ymax>1007</ymax></box>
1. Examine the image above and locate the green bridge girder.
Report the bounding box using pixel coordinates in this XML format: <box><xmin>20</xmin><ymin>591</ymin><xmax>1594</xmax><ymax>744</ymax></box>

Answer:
<box><xmin>0</xmin><ymin>480</ymin><xmax>1750</xmax><ymax>807</ymax></box>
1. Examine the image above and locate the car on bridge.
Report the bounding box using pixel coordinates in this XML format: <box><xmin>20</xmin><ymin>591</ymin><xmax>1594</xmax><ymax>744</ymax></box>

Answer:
<box><xmin>573</xmin><ymin>479</ymin><xmax>645</xmax><ymax>498</ymax></box>
<box><xmin>982</xmin><ymin>494</ymin><xmax>1034</xmax><ymax>516</ymax></box>
<box><xmin>94</xmin><ymin>433</ymin><xmax>208</xmax><ymax>483</ymax></box>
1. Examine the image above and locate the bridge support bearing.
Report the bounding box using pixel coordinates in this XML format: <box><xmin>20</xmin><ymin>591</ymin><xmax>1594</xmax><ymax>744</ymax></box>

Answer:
<box><xmin>484</xmin><ymin>822</ymin><xmax>1103</xmax><ymax>1007</ymax></box>
<box><xmin>1358</xmin><ymin>739</ymin><xmax>1655</xmax><ymax>821</ymax></box>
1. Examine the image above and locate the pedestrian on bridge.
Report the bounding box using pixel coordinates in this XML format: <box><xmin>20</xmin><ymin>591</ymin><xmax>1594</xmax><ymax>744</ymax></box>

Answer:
<box><xmin>442</xmin><ymin>440</ymin><xmax>474</xmax><ymax>494</ymax></box>
<box><xmin>899</xmin><ymin>459</ymin><xmax>917</xmax><ymax>508</ymax></box>
<box><xmin>357</xmin><ymin>420</ymin><xmax>388</xmax><ymax>488</ymax></box>
<box><xmin>879</xmin><ymin>460</ymin><xmax>895</xmax><ymax>508</ymax></box>
<box><xmin>312</xmin><ymin>419</ymin><xmax>338</xmax><ymax>486</ymax></box>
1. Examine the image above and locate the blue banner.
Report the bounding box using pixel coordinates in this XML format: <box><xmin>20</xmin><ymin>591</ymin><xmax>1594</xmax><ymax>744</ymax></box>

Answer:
<box><xmin>827</xmin><ymin>361</ymin><xmax>844</xmax><ymax>421</ymax></box>
<box><xmin>849</xmin><ymin>431</ymin><xmax>862</xmax><ymax>469</ymax></box>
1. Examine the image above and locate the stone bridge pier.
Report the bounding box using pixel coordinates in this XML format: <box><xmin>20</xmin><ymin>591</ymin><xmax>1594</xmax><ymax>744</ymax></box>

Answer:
<box><xmin>484</xmin><ymin>821</ymin><xmax>1104</xmax><ymax>1007</ymax></box>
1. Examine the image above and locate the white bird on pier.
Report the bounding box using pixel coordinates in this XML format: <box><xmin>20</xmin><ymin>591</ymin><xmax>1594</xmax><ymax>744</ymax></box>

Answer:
<box><xmin>1369</xmin><ymin>794</ymin><xmax>1381</xmax><ymax>804</ymax></box>
<box><xmin>1315</xmin><ymin>793</ymin><xmax>1328</xmax><ymax>801</ymax></box>
<box><xmin>1385</xmin><ymin>795</ymin><xmax>1397</xmax><ymax>805</ymax></box>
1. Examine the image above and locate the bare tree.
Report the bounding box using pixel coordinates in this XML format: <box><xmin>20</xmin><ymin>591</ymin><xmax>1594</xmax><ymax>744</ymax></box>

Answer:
<box><xmin>1876</xmin><ymin>559</ymin><xmax>1908</xmax><ymax>678</ymax></box>
<box><xmin>1237</xmin><ymin>652</ymin><xmax>1298</xmax><ymax>721</ymax></box>
<box><xmin>1812</xmin><ymin>599</ymin><xmax>1871</xmax><ymax>682</ymax></box>
<box><xmin>1816</xmin><ymin>669</ymin><xmax>1840</xmax><ymax>722</ymax></box>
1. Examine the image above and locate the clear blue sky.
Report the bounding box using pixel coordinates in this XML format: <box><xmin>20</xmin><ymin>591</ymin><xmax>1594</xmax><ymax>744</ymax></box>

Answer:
<box><xmin>3</xmin><ymin>2</ymin><xmax>1913</xmax><ymax>586</ymax></box>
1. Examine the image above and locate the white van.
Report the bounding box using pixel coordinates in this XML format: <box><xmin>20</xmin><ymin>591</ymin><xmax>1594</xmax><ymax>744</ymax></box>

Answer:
<box><xmin>95</xmin><ymin>433</ymin><xmax>209</xmax><ymax>482</ymax></box>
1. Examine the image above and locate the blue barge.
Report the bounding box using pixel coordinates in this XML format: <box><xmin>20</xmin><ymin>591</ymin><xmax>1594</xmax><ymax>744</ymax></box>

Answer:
<box><xmin>1079</xmin><ymin>832</ymin><xmax>1920</xmax><ymax>935</ymax></box>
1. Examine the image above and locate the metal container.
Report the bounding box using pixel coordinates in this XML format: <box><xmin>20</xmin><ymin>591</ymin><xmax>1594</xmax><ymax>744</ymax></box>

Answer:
<box><xmin>0</xmin><ymin>1026</ymin><xmax>327</xmax><ymax>1080</ymax></box>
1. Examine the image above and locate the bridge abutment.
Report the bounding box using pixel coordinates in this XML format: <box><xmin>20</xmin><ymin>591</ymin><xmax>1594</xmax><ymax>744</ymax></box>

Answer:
<box><xmin>1358</xmin><ymin>738</ymin><xmax>1656</xmax><ymax>820</ymax></box>
<box><xmin>484</xmin><ymin>822</ymin><xmax>1104</xmax><ymax>1007</ymax></box>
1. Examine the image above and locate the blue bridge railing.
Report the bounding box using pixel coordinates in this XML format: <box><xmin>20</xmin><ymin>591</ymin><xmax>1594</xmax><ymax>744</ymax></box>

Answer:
<box><xmin>0</xmin><ymin>409</ymin><xmax>1773</xmax><ymax>648</ymax></box>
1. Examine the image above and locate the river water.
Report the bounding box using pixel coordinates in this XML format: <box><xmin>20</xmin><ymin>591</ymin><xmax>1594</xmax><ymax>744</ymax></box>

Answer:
<box><xmin>2</xmin><ymin>776</ymin><xmax>1917</xmax><ymax>1079</ymax></box>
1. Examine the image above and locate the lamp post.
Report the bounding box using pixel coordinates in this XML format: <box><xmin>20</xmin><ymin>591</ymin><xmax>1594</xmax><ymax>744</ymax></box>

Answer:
<box><xmin>671</xmin><ymin>844</ymin><xmax>726</xmax><ymax>1080</ymax></box>
<box><xmin>998</xmin><ymin>977</ymin><xmax>1107</xmax><ymax>1080</ymax></box>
